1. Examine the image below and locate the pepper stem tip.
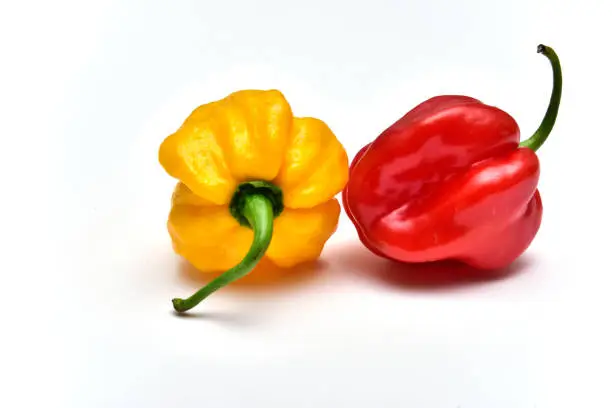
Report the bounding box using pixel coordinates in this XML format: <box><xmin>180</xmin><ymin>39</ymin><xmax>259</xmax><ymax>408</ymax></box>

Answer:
<box><xmin>172</xmin><ymin>298</ymin><xmax>188</xmax><ymax>313</ymax></box>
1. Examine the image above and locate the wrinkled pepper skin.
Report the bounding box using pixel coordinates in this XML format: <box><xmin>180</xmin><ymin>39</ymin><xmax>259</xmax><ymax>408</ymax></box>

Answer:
<box><xmin>343</xmin><ymin>96</ymin><xmax>540</xmax><ymax>269</ymax></box>
<box><xmin>160</xmin><ymin>90</ymin><xmax>348</xmax><ymax>271</ymax></box>
<box><xmin>343</xmin><ymin>46</ymin><xmax>561</xmax><ymax>270</ymax></box>
<box><xmin>159</xmin><ymin>90</ymin><xmax>348</xmax><ymax>311</ymax></box>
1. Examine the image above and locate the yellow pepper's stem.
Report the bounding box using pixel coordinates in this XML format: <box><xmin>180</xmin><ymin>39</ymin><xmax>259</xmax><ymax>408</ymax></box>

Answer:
<box><xmin>172</xmin><ymin>194</ymin><xmax>274</xmax><ymax>313</ymax></box>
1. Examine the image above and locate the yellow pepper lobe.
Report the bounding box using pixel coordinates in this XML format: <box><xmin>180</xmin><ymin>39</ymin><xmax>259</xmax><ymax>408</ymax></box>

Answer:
<box><xmin>158</xmin><ymin>104</ymin><xmax>236</xmax><ymax>205</ymax></box>
<box><xmin>275</xmin><ymin>117</ymin><xmax>349</xmax><ymax>209</ymax></box>
<box><xmin>165</xmin><ymin>182</ymin><xmax>247</xmax><ymax>271</ymax></box>
<box><xmin>218</xmin><ymin>90</ymin><xmax>293</xmax><ymax>181</ymax></box>
<box><xmin>266</xmin><ymin>199</ymin><xmax>342</xmax><ymax>267</ymax></box>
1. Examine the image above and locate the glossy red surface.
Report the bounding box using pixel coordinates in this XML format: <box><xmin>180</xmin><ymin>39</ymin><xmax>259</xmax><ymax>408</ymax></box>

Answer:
<box><xmin>343</xmin><ymin>95</ymin><xmax>543</xmax><ymax>270</ymax></box>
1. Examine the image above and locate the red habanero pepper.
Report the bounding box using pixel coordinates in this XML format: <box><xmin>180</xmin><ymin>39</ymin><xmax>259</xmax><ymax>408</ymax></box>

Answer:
<box><xmin>342</xmin><ymin>45</ymin><xmax>562</xmax><ymax>270</ymax></box>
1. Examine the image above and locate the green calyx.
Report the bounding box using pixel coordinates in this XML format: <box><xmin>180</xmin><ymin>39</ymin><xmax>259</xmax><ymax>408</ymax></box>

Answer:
<box><xmin>519</xmin><ymin>44</ymin><xmax>563</xmax><ymax>152</ymax></box>
<box><xmin>229</xmin><ymin>181</ymin><xmax>284</xmax><ymax>227</ymax></box>
<box><xmin>172</xmin><ymin>181</ymin><xmax>284</xmax><ymax>313</ymax></box>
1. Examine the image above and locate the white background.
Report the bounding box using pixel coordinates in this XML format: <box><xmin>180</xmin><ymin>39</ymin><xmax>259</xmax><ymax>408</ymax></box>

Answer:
<box><xmin>1</xmin><ymin>0</ymin><xmax>611</xmax><ymax>407</ymax></box>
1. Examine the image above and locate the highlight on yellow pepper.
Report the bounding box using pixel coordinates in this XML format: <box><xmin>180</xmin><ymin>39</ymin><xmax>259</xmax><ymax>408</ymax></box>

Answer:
<box><xmin>159</xmin><ymin>89</ymin><xmax>349</xmax><ymax>312</ymax></box>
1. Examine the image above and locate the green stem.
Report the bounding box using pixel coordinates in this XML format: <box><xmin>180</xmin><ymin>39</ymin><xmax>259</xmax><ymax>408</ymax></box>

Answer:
<box><xmin>172</xmin><ymin>194</ymin><xmax>274</xmax><ymax>313</ymax></box>
<box><xmin>519</xmin><ymin>44</ymin><xmax>562</xmax><ymax>152</ymax></box>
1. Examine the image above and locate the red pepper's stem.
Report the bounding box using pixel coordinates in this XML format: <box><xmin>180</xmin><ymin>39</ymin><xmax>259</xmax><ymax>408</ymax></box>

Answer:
<box><xmin>519</xmin><ymin>44</ymin><xmax>562</xmax><ymax>152</ymax></box>
<box><xmin>172</xmin><ymin>194</ymin><xmax>274</xmax><ymax>313</ymax></box>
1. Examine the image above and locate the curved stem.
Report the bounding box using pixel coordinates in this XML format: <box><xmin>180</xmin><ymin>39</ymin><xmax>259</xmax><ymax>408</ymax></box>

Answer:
<box><xmin>519</xmin><ymin>44</ymin><xmax>562</xmax><ymax>152</ymax></box>
<box><xmin>172</xmin><ymin>194</ymin><xmax>274</xmax><ymax>313</ymax></box>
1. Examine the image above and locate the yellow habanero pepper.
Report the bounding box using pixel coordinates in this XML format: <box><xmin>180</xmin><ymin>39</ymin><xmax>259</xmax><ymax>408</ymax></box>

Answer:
<box><xmin>159</xmin><ymin>89</ymin><xmax>349</xmax><ymax>312</ymax></box>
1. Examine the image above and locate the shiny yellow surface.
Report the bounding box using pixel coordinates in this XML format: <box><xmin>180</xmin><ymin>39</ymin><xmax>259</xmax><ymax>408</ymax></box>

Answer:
<box><xmin>159</xmin><ymin>90</ymin><xmax>349</xmax><ymax>272</ymax></box>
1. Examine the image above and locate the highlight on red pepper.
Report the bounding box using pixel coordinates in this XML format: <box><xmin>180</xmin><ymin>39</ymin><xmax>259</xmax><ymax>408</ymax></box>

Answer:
<box><xmin>342</xmin><ymin>44</ymin><xmax>562</xmax><ymax>270</ymax></box>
